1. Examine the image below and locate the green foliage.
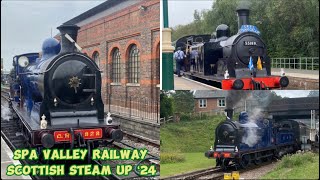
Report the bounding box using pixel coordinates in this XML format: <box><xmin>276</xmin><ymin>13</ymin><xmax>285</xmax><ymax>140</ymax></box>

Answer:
<box><xmin>278</xmin><ymin>152</ymin><xmax>316</xmax><ymax>169</ymax></box>
<box><xmin>160</xmin><ymin>91</ymin><xmax>173</xmax><ymax>118</ymax></box>
<box><xmin>160</xmin><ymin>115</ymin><xmax>225</xmax><ymax>153</ymax></box>
<box><xmin>172</xmin><ymin>0</ymin><xmax>319</xmax><ymax>57</ymax></box>
<box><xmin>171</xmin><ymin>91</ymin><xmax>195</xmax><ymax>114</ymax></box>
<box><xmin>160</xmin><ymin>152</ymin><xmax>186</xmax><ymax>164</ymax></box>
<box><xmin>160</xmin><ymin>153</ymin><xmax>215</xmax><ymax>178</ymax></box>
<box><xmin>262</xmin><ymin>152</ymin><xmax>319</xmax><ymax>179</ymax></box>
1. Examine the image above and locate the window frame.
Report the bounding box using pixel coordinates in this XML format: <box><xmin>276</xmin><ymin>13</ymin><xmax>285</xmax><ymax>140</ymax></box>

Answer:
<box><xmin>217</xmin><ymin>98</ymin><xmax>226</xmax><ymax>107</ymax></box>
<box><xmin>111</xmin><ymin>48</ymin><xmax>121</xmax><ymax>83</ymax></box>
<box><xmin>128</xmin><ymin>44</ymin><xmax>140</xmax><ymax>84</ymax></box>
<box><xmin>199</xmin><ymin>99</ymin><xmax>207</xmax><ymax>108</ymax></box>
<box><xmin>92</xmin><ymin>51</ymin><xmax>100</xmax><ymax>68</ymax></box>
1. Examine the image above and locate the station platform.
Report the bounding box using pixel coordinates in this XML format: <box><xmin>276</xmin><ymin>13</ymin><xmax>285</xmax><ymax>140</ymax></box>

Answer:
<box><xmin>174</xmin><ymin>75</ymin><xmax>220</xmax><ymax>90</ymax></box>
<box><xmin>272</xmin><ymin>68</ymin><xmax>319</xmax><ymax>80</ymax></box>
<box><xmin>1</xmin><ymin>137</ymin><xmax>31</xmax><ymax>179</ymax></box>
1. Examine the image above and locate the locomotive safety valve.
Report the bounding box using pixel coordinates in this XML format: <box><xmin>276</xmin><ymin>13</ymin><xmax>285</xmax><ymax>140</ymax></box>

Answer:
<box><xmin>105</xmin><ymin>112</ymin><xmax>113</xmax><ymax>125</ymax></box>
<box><xmin>40</xmin><ymin>114</ymin><xmax>48</xmax><ymax>129</ymax></box>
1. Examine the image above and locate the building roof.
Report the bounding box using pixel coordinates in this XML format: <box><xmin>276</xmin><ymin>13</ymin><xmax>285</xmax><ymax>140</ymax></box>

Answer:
<box><xmin>193</xmin><ymin>90</ymin><xmax>228</xmax><ymax>99</ymax></box>
<box><xmin>63</xmin><ymin>0</ymin><xmax>127</xmax><ymax>25</ymax></box>
<box><xmin>267</xmin><ymin>97</ymin><xmax>319</xmax><ymax>112</ymax></box>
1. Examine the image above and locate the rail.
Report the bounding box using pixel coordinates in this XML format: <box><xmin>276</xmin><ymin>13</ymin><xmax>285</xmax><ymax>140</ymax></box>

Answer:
<box><xmin>271</xmin><ymin>57</ymin><xmax>319</xmax><ymax>70</ymax></box>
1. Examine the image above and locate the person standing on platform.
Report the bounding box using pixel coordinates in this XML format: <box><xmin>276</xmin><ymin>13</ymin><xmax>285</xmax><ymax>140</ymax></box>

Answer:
<box><xmin>174</xmin><ymin>47</ymin><xmax>185</xmax><ymax>77</ymax></box>
<box><xmin>190</xmin><ymin>49</ymin><xmax>198</xmax><ymax>72</ymax></box>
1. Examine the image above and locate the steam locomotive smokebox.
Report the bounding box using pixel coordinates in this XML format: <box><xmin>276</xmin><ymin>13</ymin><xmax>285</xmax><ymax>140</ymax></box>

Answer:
<box><xmin>57</xmin><ymin>24</ymin><xmax>80</xmax><ymax>53</ymax></box>
<box><xmin>225</xmin><ymin>109</ymin><xmax>234</xmax><ymax>120</ymax></box>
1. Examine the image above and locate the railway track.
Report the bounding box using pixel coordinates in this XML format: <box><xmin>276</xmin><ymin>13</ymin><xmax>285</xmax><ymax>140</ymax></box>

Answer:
<box><xmin>162</xmin><ymin>158</ymin><xmax>280</xmax><ymax>180</ymax></box>
<box><xmin>1</xmin><ymin>89</ymin><xmax>159</xmax><ymax>179</ymax></box>
<box><xmin>161</xmin><ymin>167</ymin><xmax>223</xmax><ymax>180</ymax></box>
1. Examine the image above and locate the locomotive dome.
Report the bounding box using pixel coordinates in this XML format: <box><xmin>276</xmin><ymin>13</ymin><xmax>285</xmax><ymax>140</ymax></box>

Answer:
<box><xmin>216</xmin><ymin>24</ymin><xmax>230</xmax><ymax>38</ymax></box>
<box><xmin>41</xmin><ymin>38</ymin><xmax>61</xmax><ymax>60</ymax></box>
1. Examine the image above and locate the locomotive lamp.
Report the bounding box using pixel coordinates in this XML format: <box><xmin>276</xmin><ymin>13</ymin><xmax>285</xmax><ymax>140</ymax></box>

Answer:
<box><xmin>224</xmin><ymin>70</ymin><xmax>230</xmax><ymax>79</ymax></box>
<box><xmin>91</xmin><ymin>97</ymin><xmax>94</xmax><ymax>105</ymax></box>
<box><xmin>280</xmin><ymin>68</ymin><xmax>285</xmax><ymax>76</ymax></box>
<box><xmin>105</xmin><ymin>112</ymin><xmax>112</xmax><ymax>125</ymax></box>
<box><xmin>53</xmin><ymin>98</ymin><xmax>58</xmax><ymax>107</ymax></box>
<box><xmin>40</xmin><ymin>114</ymin><xmax>47</xmax><ymax>129</ymax></box>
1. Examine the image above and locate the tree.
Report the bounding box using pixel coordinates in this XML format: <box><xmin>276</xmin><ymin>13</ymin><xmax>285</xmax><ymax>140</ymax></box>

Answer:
<box><xmin>160</xmin><ymin>91</ymin><xmax>173</xmax><ymax>118</ymax></box>
<box><xmin>171</xmin><ymin>91</ymin><xmax>195</xmax><ymax>113</ymax></box>
<box><xmin>171</xmin><ymin>0</ymin><xmax>319</xmax><ymax>57</ymax></box>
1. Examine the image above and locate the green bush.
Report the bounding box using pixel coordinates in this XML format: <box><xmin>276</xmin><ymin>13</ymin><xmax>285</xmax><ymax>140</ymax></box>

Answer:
<box><xmin>161</xmin><ymin>152</ymin><xmax>186</xmax><ymax>164</ymax></box>
<box><xmin>278</xmin><ymin>152</ymin><xmax>316</xmax><ymax>169</ymax></box>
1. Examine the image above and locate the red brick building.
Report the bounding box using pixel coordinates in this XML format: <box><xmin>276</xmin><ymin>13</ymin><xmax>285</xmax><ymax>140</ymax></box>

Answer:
<box><xmin>194</xmin><ymin>91</ymin><xmax>228</xmax><ymax>114</ymax></box>
<box><xmin>62</xmin><ymin>0</ymin><xmax>160</xmax><ymax>122</ymax></box>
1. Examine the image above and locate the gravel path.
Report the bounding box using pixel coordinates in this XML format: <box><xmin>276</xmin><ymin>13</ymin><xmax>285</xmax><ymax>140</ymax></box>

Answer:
<box><xmin>239</xmin><ymin>161</ymin><xmax>280</xmax><ymax>179</ymax></box>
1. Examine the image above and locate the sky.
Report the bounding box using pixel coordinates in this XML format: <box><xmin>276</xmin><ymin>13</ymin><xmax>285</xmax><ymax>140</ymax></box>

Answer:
<box><xmin>168</xmin><ymin>0</ymin><xmax>213</xmax><ymax>27</ymax></box>
<box><xmin>1</xmin><ymin>0</ymin><xmax>104</xmax><ymax>72</ymax></box>
<box><xmin>273</xmin><ymin>90</ymin><xmax>314</xmax><ymax>98</ymax></box>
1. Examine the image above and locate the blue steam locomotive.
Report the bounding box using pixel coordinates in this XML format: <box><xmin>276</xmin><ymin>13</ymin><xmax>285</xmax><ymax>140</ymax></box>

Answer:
<box><xmin>10</xmin><ymin>24</ymin><xmax>123</xmax><ymax>151</ymax></box>
<box><xmin>205</xmin><ymin>109</ymin><xmax>304</xmax><ymax>170</ymax></box>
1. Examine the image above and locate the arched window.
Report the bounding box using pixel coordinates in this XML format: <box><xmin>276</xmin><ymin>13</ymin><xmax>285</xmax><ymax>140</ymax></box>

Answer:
<box><xmin>92</xmin><ymin>51</ymin><xmax>100</xmax><ymax>68</ymax></box>
<box><xmin>156</xmin><ymin>43</ymin><xmax>160</xmax><ymax>82</ymax></box>
<box><xmin>112</xmin><ymin>48</ymin><xmax>121</xmax><ymax>83</ymax></box>
<box><xmin>128</xmin><ymin>45</ymin><xmax>140</xmax><ymax>83</ymax></box>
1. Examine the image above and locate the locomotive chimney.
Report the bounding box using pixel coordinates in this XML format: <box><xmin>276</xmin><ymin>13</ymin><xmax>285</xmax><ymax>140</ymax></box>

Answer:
<box><xmin>57</xmin><ymin>24</ymin><xmax>80</xmax><ymax>53</ymax></box>
<box><xmin>236</xmin><ymin>6</ymin><xmax>250</xmax><ymax>30</ymax></box>
<box><xmin>225</xmin><ymin>109</ymin><xmax>234</xmax><ymax>120</ymax></box>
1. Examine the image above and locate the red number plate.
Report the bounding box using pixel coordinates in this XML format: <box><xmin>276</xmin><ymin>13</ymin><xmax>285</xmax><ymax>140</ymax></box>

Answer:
<box><xmin>54</xmin><ymin>128</ymin><xmax>103</xmax><ymax>142</ymax></box>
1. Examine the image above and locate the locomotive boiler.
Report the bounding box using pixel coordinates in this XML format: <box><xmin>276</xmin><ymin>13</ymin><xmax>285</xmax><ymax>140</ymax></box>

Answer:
<box><xmin>175</xmin><ymin>6</ymin><xmax>289</xmax><ymax>90</ymax></box>
<box><xmin>205</xmin><ymin>109</ymin><xmax>304</xmax><ymax>170</ymax></box>
<box><xmin>10</xmin><ymin>24</ymin><xmax>123</xmax><ymax>150</ymax></box>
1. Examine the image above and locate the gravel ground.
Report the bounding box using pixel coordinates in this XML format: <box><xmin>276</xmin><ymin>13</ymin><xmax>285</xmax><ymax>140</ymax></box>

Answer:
<box><xmin>121</xmin><ymin>137</ymin><xmax>160</xmax><ymax>157</ymax></box>
<box><xmin>239</xmin><ymin>161</ymin><xmax>280</xmax><ymax>179</ymax></box>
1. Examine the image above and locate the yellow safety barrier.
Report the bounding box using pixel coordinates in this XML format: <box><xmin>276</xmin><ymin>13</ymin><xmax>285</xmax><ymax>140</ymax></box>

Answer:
<box><xmin>224</xmin><ymin>171</ymin><xmax>240</xmax><ymax>180</ymax></box>
<box><xmin>232</xmin><ymin>171</ymin><xmax>240</xmax><ymax>180</ymax></box>
<box><xmin>224</xmin><ymin>173</ymin><xmax>232</xmax><ymax>180</ymax></box>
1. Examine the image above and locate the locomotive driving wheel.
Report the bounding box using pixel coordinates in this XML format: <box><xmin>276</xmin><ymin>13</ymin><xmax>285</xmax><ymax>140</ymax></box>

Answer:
<box><xmin>254</xmin><ymin>152</ymin><xmax>262</xmax><ymax>165</ymax></box>
<box><xmin>221</xmin><ymin>159</ymin><xmax>230</xmax><ymax>171</ymax></box>
<box><xmin>240</xmin><ymin>154</ymin><xmax>250</xmax><ymax>169</ymax></box>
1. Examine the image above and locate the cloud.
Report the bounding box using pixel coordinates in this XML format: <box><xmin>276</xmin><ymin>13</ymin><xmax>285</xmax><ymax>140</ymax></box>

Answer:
<box><xmin>168</xmin><ymin>0</ymin><xmax>213</xmax><ymax>27</ymax></box>
<box><xmin>1</xmin><ymin>0</ymin><xmax>104</xmax><ymax>71</ymax></box>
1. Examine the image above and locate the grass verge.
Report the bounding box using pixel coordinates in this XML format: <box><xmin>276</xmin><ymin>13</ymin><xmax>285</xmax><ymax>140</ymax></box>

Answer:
<box><xmin>261</xmin><ymin>152</ymin><xmax>319</xmax><ymax>179</ymax></box>
<box><xmin>160</xmin><ymin>115</ymin><xmax>225</xmax><ymax>153</ymax></box>
<box><xmin>160</xmin><ymin>152</ymin><xmax>215</xmax><ymax>178</ymax></box>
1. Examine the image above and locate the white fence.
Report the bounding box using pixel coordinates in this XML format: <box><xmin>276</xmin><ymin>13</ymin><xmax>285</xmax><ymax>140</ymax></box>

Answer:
<box><xmin>271</xmin><ymin>57</ymin><xmax>319</xmax><ymax>70</ymax></box>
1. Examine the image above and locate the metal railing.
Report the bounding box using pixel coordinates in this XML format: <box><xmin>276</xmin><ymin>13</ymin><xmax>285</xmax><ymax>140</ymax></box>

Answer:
<box><xmin>106</xmin><ymin>95</ymin><xmax>160</xmax><ymax>124</ymax></box>
<box><xmin>271</xmin><ymin>57</ymin><xmax>319</xmax><ymax>70</ymax></box>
